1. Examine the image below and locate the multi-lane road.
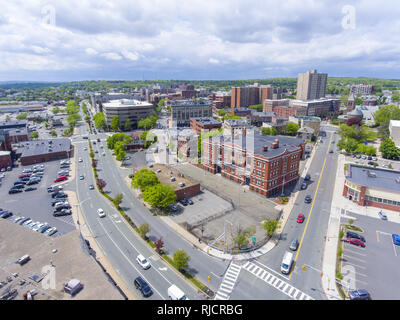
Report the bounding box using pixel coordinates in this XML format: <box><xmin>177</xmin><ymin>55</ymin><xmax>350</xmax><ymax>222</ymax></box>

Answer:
<box><xmin>72</xmin><ymin>104</ymin><xmax>340</xmax><ymax>300</ymax></box>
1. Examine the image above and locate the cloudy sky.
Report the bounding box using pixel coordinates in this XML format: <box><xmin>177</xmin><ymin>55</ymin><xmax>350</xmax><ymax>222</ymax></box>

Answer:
<box><xmin>1</xmin><ymin>0</ymin><xmax>400</xmax><ymax>81</ymax></box>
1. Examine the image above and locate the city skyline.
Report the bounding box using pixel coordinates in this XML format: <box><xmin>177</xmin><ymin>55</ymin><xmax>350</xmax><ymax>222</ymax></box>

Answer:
<box><xmin>1</xmin><ymin>0</ymin><xmax>400</xmax><ymax>81</ymax></box>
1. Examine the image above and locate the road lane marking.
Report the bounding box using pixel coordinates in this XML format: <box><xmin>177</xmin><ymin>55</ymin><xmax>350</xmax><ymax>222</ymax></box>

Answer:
<box><xmin>376</xmin><ymin>231</ymin><xmax>380</xmax><ymax>243</ymax></box>
<box><xmin>289</xmin><ymin>132</ymin><xmax>334</xmax><ymax>279</ymax></box>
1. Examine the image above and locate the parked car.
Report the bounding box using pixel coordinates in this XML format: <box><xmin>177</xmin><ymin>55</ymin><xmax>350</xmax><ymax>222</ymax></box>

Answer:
<box><xmin>346</xmin><ymin>231</ymin><xmax>365</xmax><ymax>242</ymax></box>
<box><xmin>179</xmin><ymin>199</ymin><xmax>188</xmax><ymax>206</ymax></box>
<box><xmin>304</xmin><ymin>195</ymin><xmax>312</xmax><ymax>203</ymax></box>
<box><xmin>169</xmin><ymin>204</ymin><xmax>178</xmax><ymax>212</ymax></box>
<box><xmin>289</xmin><ymin>239</ymin><xmax>299</xmax><ymax>251</ymax></box>
<box><xmin>367</xmin><ymin>156</ymin><xmax>372</xmax><ymax>160</ymax></box>
<box><xmin>347</xmin><ymin>289</ymin><xmax>370</xmax><ymax>300</ymax></box>
<box><xmin>26</xmin><ymin>180</ymin><xmax>39</xmax><ymax>185</ymax></box>
<box><xmin>37</xmin><ymin>224</ymin><xmax>51</xmax><ymax>233</ymax></box>
<box><xmin>392</xmin><ymin>234</ymin><xmax>400</xmax><ymax>246</ymax></box>
<box><xmin>9</xmin><ymin>189</ymin><xmax>23</xmax><ymax>194</ymax></box>
<box><xmin>53</xmin><ymin>209</ymin><xmax>72</xmax><ymax>216</ymax></box>
<box><xmin>345</xmin><ymin>237</ymin><xmax>366</xmax><ymax>247</ymax></box>
<box><xmin>296</xmin><ymin>214</ymin><xmax>305</xmax><ymax>223</ymax></box>
<box><xmin>304</xmin><ymin>174</ymin><xmax>311</xmax><ymax>181</ymax></box>
<box><xmin>301</xmin><ymin>182</ymin><xmax>307</xmax><ymax>190</ymax></box>
<box><xmin>25</xmin><ymin>187</ymin><xmax>37</xmax><ymax>192</ymax></box>
<box><xmin>44</xmin><ymin>227</ymin><xmax>57</xmax><ymax>236</ymax></box>
<box><xmin>51</xmin><ymin>198</ymin><xmax>68</xmax><ymax>206</ymax></box>
<box><xmin>378</xmin><ymin>210</ymin><xmax>387</xmax><ymax>220</ymax></box>
<box><xmin>89</xmin><ymin>184</ymin><xmax>94</xmax><ymax>190</ymax></box>
<box><xmin>54</xmin><ymin>176</ymin><xmax>68</xmax><ymax>182</ymax></box>
<box><xmin>17</xmin><ymin>217</ymin><xmax>30</xmax><ymax>225</ymax></box>
<box><xmin>79</xmin><ymin>175</ymin><xmax>84</xmax><ymax>180</ymax></box>
<box><xmin>136</xmin><ymin>254</ymin><xmax>151</xmax><ymax>270</ymax></box>
<box><xmin>55</xmin><ymin>203</ymin><xmax>71</xmax><ymax>211</ymax></box>
<box><xmin>134</xmin><ymin>277</ymin><xmax>153</xmax><ymax>297</ymax></box>
<box><xmin>188</xmin><ymin>199</ymin><xmax>194</xmax><ymax>205</ymax></box>
<box><xmin>0</xmin><ymin>211</ymin><xmax>13</xmax><ymax>219</ymax></box>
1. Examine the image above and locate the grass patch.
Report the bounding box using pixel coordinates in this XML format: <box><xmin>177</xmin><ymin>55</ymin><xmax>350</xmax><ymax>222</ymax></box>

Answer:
<box><xmin>344</xmin><ymin>225</ymin><xmax>363</xmax><ymax>232</ymax></box>
<box><xmin>335</xmin><ymin>226</ymin><xmax>346</xmax><ymax>300</ymax></box>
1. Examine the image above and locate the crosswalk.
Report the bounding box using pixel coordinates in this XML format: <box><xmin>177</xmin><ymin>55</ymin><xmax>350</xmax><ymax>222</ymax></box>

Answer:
<box><xmin>214</xmin><ymin>263</ymin><xmax>241</xmax><ymax>300</ymax></box>
<box><xmin>242</xmin><ymin>261</ymin><xmax>314</xmax><ymax>300</ymax></box>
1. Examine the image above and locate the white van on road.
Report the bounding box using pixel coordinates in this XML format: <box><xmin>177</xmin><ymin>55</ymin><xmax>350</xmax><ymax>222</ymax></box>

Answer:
<box><xmin>167</xmin><ymin>285</ymin><xmax>188</xmax><ymax>300</ymax></box>
<box><xmin>281</xmin><ymin>251</ymin><xmax>294</xmax><ymax>275</ymax></box>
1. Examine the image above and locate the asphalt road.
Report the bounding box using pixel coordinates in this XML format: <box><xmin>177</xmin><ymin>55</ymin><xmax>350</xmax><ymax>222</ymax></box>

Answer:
<box><xmin>227</xmin><ymin>124</ymin><xmax>340</xmax><ymax>300</ymax></box>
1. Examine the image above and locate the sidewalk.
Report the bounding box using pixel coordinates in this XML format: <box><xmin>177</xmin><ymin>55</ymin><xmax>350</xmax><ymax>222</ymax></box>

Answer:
<box><xmin>158</xmin><ymin>144</ymin><xmax>319</xmax><ymax>261</ymax></box>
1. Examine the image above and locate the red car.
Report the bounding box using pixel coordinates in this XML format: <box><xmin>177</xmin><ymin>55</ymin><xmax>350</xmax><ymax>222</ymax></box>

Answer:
<box><xmin>18</xmin><ymin>174</ymin><xmax>31</xmax><ymax>179</ymax></box>
<box><xmin>54</xmin><ymin>176</ymin><xmax>68</xmax><ymax>182</ymax></box>
<box><xmin>346</xmin><ymin>237</ymin><xmax>365</xmax><ymax>247</ymax></box>
<box><xmin>296</xmin><ymin>213</ymin><xmax>305</xmax><ymax>223</ymax></box>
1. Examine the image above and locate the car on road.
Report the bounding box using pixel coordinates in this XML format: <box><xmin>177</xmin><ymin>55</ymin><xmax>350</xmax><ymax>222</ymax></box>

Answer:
<box><xmin>54</xmin><ymin>176</ymin><xmax>68</xmax><ymax>182</ymax></box>
<box><xmin>300</xmin><ymin>182</ymin><xmax>307</xmax><ymax>190</ymax></box>
<box><xmin>304</xmin><ymin>195</ymin><xmax>312</xmax><ymax>203</ymax></box>
<box><xmin>134</xmin><ymin>276</ymin><xmax>153</xmax><ymax>297</ymax></box>
<box><xmin>345</xmin><ymin>237</ymin><xmax>366</xmax><ymax>247</ymax></box>
<box><xmin>136</xmin><ymin>254</ymin><xmax>151</xmax><ymax>270</ymax></box>
<box><xmin>102</xmin><ymin>153</ymin><xmax>105</xmax><ymax>156</ymax></box>
<box><xmin>89</xmin><ymin>184</ymin><xmax>94</xmax><ymax>190</ymax></box>
<box><xmin>97</xmin><ymin>208</ymin><xmax>106</xmax><ymax>218</ymax></box>
<box><xmin>9</xmin><ymin>189</ymin><xmax>23</xmax><ymax>194</ymax></box>
<box><xmin>296</xmin><ymin>213</ymin><xmax>305</xmax><ymax>223</ymax></box>
<box><xmin>25</xmin><ymin>187</ymin><xmax>37</xmax><ymax>192</ymax></box>
<box><xmin>392</xmin><ymin>234</ymin><xmax>400</xmax><ymax>246</ymax></box>
<box><xmin>329</xmin><ymin>150</ymin><xmax>333</xmax><ymax>153</ymax></box>
<box><xmin>347</xmin><ymin>289</ymin><xmax>371</xmax><ymax>300</ymax></box>
<box><xmin>378</xmin><ymin>210</ymin><xmax>387</xmax><ymax>220</ymax></box>
<box><xmin>346</xmin><ymin>231</ymin><xmax>365</xmax><ymax>242</ymax></box>
<box><xmin>289</xmin><ymin>239</ymin><xmax>299</xmax><ymax>251</ymax></box>
<box><xmin>79</xmin><ymin>175</ymin><xmax>84</xmax><ymax>180</ymax></box>
<box><xmin>53</xmin><ymin>209</ymin><xmax>72</xmax><ymax>216</ymax></box>
<box><xmin>78</xmin><ymin>158</ymin><xmax>83</xmax><ymax>162</ymax></box>
<box><xmin>304</xmin><ymin>174</ymin><xmax>311</xmax><ymax>181</ymax></box>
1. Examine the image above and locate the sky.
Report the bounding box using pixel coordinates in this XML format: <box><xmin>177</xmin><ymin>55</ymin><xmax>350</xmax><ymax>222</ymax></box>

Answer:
<box><xmin>1</xmin><ymin>0</ymin><xmax>400</xmax><ymax>81</ymax></box>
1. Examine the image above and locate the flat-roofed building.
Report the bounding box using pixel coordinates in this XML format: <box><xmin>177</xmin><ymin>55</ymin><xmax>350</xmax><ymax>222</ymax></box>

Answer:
<box><xmin>289</xmin><ymin>98</ymin><xmax>340</xmax><ymax>117</ymax></box>
<box><xmin>343</xmin><ymin>164</ymin><xmax>400</xmax><ymax>212</ymax></box>
<box><xmin>0</xmin><ymin>150</ymin><xmax>12</xmax><ymax>169</ymax></box>
<box><xmin>190</xmin><ymin>117</ymin><xmax>222</xmax><ymax>134</ymax></box>
<box><xmin>168</xmin><ymin>99</ymin><xmax>212</xmax><ymax>128</ymax></box>
<box><xmin>102</xmin><ymin>99</ymin><xmax>154</xmax><ymax>130</ymax></box>
<box><xmin>296</xmin><ymin>69</ymin><xmax>327</xmax><ymax>101</ymax></box>
<box><xmin>15</xmin><ymin>138</ymin><xmax>72</xmax><ymax>165</ymax></box>
<box><xmin>389</xmin><ymin>120</ymin><xmax>400</xmax><ymax>147</ymax></box>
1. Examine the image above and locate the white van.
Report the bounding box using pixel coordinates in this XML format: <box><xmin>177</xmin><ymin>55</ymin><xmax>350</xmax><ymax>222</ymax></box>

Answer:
<box><xmin>281</xmin><ymin>251</ymin><xmax>294</xmax><ymax>274</ymax></box>
<box><xmin>167</xmin><ymin>285</ymin><xmax>188</xmax><ymax>300</ymax></box>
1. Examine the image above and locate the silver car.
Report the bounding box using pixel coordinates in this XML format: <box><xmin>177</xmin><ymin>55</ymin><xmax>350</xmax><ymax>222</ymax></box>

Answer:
<box><xmin>289</xmin><ymin>239</ymin><xmax>299</xmax><ymax>251</ymax></box>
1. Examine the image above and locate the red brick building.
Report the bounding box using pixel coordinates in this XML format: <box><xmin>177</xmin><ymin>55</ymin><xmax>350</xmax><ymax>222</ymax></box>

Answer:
<box><xmin>0</xmin><ymin>151</ymin><xmax>12</xmax><ymax>169</ymax></box>
<box><xmin>201</xmin><ymin>130</ymin><xmax>304</xmax><ymax>197</ymax></box>
<box><xmin>190</xmin><ymin>117</ymin><xmax>222</xmax><ymax>134</ymax></box>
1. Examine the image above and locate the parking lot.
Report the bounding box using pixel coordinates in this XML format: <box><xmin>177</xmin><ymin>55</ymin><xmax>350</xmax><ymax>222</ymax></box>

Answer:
<box><xmin>341</xmin><ymin>213</ymin><xmax>400</xmax><ymax>299</ymax></box>
<box><xmin>0</xmin><ymin>159</ymin><xmax>76</xmax><ymax>238</ymax></box>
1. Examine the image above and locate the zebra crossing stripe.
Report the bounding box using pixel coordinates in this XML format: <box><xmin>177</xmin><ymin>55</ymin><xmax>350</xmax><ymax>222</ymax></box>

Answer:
<box><xmin>214</xmin><ymin>263</ymin><xmax>242</xmax><ymax>301</ymax></box>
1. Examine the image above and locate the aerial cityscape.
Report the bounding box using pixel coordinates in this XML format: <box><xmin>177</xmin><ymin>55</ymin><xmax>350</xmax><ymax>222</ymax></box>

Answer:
<box><xmin>1</xmin><ymin>0</ymin><xmax>400</xmax><ymax>307</ymax></box>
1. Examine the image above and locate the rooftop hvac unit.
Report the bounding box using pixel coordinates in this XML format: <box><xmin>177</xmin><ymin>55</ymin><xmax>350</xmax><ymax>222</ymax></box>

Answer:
<box><xmin>367</xmin><ymin>171</ymin><xmax>376</xmax><ymax>178</ymax></box>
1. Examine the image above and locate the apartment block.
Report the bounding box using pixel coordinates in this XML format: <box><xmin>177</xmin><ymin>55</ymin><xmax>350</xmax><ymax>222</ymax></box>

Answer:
<box><xmin>169</xmin><ymin>99</ymin><xmax>212</xmax><ymax>128</ymax></box>
<box><xmin>296</xmin><ymin>69</ymin><xmax>327</xmax><ymax>101</ymax></box>
<box><xmin>350</xmin><ymin>84</ymin><xmax>374</xmax><ymax>95</ymax></box>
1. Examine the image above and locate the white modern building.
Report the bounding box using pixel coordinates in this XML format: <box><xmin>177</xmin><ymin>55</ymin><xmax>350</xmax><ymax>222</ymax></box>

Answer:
<box><xmin>102</xmin><ymin>99</ymin><xmax>154</xmax><ymax>129</ymax></box>
<box><xmin>389</xmin><ymin>120</ymin><xmax>400</xmax><ymax>147</ymax></box>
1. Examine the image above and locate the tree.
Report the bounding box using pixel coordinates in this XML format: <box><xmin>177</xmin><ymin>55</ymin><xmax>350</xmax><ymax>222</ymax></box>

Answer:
<box><xmin>51</xmin><ymin>130</ymin><xmax>57</xmax><ymax>137</ymax></box>
<box><xmin>264</xmin><ymin>219</ymin><xmax>281</xmax><ymax>236</ymax></box>
<box><xmin>392</xmin><ymin>94</ymin><xmax>400</xmax><ymax>102</ymax></box>
<box><xmin>132</xmin><ymin>169</ymin><xmax>160</xmax><ymax>191</ymax></box>
<box><xmin>217</xmin><ymin>109</ymin><xmax>226</xmax><ymax>117</ymax></box>
<box><xmin>124</xmin><ymin>119</ymin><xmax>131</xmax><ymax>131</ymax></box>
<box><xmin>106</xmin><ymin>133</ymin><xmax>132</xmax><ymax>150</ymax></box>
<box><xmin>30</xmin><ymin>131</ymin><xmax>39</xmax><ymax>139</ymax></box>
<box><xmin>110</xmin><ymin>115</ymin><xmax>120</xmax><ymax>131</ymax></box>
<box><xmin>5</xmin><ymin>115</ymin><xmax>10</xmax><ymax>121</ymax></box>
<box><xmin>116</xmin><ymin>149</ymin><xmax>126</xmax><ymax>161</ymax></box>
<box><xmin>113</xmin><ymin>193</ymin><xmax>123</xmax><ymax>208</ymax></box>
<box><xmin>380</xmin><ymin>138</ymin><xmax>400</xmax><ymax>159</ymax></box>
<box><xmin>142</xmin><ymin>184</ymin><xmax>177</xmax><ymax>208</ymax></box>
<box><xmin>138</xmin><ymin>115</ymin><xmax>158</xmax><ymax>130</ymax></box>
<box><xmin>223</xmin><ymin>114</ymin><xmax>241</xmax><ymax>120</ymax></box>
<box><xmin>138</xmin><ymin>223</ymin><xmax>150</xmax><ymax>239</ymax></box>
<box><xmin>234</xmin><ymin>233</ymin><xmax>249</xmax><ymax>249</ymax></box>
<box><xmin>16</xmin><ymin>112</ymin><xmax>27</xmax><ymax>120</ymax></box>
<box><xmin>173</xmin><ymin>249</ymin><xmax>190</xmax><ymax>271</ymax></box>
<box><xmin>261</xmin><ymin>127</ymin><xmax>271</xmax><ymax>135</ymax></box>
<box><xmin>270</xmin><ymin>127</ymin><xmax>278</xmax><ymax>135</ymax></box>
<box><xmin>286</xmin><ymin>122</ymin><xmax>300</xmax><ymax>136</ymax></box>
<box><xmin>248</xmin><ymin>104</ymin><xmax>263</xmax><ymax>111</ymax></box>
<box><xmin>374</xmin><ymin>105</ymin><xmax>400</xmax><ymax>138</ymax></box>
<box><xmin>97</xmin><ymin>178</ymin><xmax>106</xmax><ymax>190</ymax></box>
<box><xmin>93</xmin><ymin>112</ymin><xmax>106</xmax><ymax>130</ymax></box>
<box><xmin>154</xmin><ymin>238</ymin><xmax>164</xmax><ymax>253</ymax></box>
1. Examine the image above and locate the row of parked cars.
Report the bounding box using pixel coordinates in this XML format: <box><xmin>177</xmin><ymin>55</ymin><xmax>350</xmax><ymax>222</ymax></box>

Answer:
<box><xmin>0</xmin><ymin>208</ymin><xmax>58</xmax><ymax>236</ymax></box>
<box><xmin>9</xmin><ymin>165</ymin><xmax>45</xmax><ymax>194</ymax></box>
<box><xmin>54</xmin><ymin>160</ymin><xmax>70</xmax><ymax>183</ymax></box>
<box><xmin>48</xmin><ymin>185</ymin><xmax>72</xmax><ymax>216</ymax></box>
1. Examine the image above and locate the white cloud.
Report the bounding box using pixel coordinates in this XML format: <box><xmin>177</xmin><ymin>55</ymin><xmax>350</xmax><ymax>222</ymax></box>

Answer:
<box><xmin>121</xmin><ymin>50</ymin><xmax>139</xmax><ymax>61</ymax></box>
<box><xmin>85</xmin><ymin>48</ymin><xmax>98</xmax><ymax>55</ymax></box>
<box><xmin>101</xmin><ymin>52</ymin><xmax>122</xmax><ymax>61</ymax></box>
<box><xmin>208</xmin><ymin>58</ymin><xmax>219</xmax><ymax>64</ymax></box>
